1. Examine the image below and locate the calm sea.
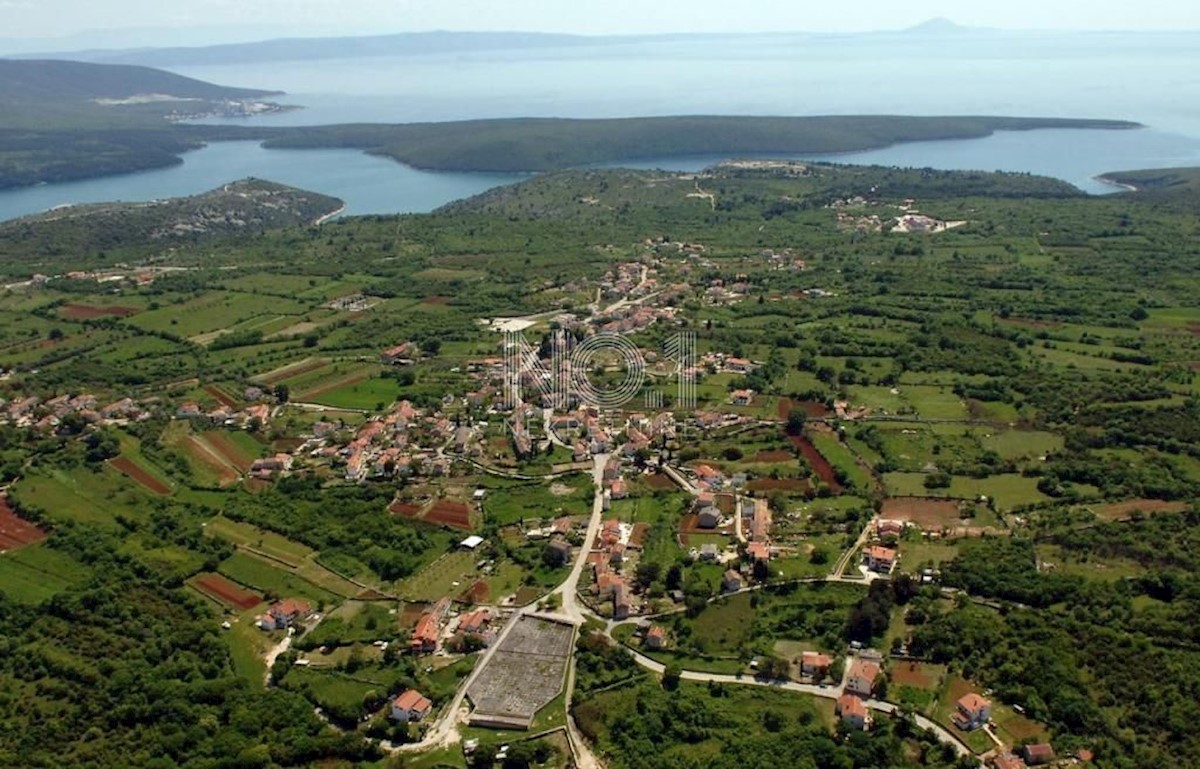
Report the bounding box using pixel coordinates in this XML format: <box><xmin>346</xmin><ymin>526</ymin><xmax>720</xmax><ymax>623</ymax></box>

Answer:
<box><xmin>2</xmin><ymin>31</ymin><xmax>1199</xmax><ymax>221</ymax></box>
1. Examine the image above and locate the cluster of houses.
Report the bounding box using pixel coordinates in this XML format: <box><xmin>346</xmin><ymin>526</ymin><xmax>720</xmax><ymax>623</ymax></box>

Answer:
<box><xmin>588</xmin><ymin>516</ymin><xmax>648</xmax><ymax>620</ymax></box>
<box><xmin>176</xmin><ymin>398</ymin><xmax>272</xmax><ymax>430</ymax></box>
<box><xmin>1</xmin><ymin>392</ymin><xmax>153</xmax><ymax>432</ymax></box>
<box><xmin>862</xmin><ymin>518</ymin><xmax>907</xmax><ymax>574</ymax></box>
<box><xmin>294</xmin><ymin>400</ymin><xmax>461</xmax><ymax>482</ymax></box>
<box><xmin>835</xmin><ymin>657</ymin><xmax>883</xmax><ymax>731</ymax></box>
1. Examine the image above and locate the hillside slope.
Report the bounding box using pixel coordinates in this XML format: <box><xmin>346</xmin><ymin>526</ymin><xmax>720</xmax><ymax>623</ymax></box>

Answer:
<box><xmin>0</xmin><ymin>178</ymin><xmax>341</xmax><ymax>258</ymax></box>
<box><xmin>270</xmin><ymin>115</ymin><xmax>1142</xmax><ymax>173</ymax></box>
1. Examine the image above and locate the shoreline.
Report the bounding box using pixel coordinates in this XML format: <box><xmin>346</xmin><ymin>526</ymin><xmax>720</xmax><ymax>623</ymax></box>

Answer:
<box><xmin>1093</xmin><ymin>175</ymin><xmax>1140</xmax><ymax>193</ymax></box>
<box><xmin>312</xmin><ymin>203</ymin><xmax>346</xmax><ymax>226</ymax></box>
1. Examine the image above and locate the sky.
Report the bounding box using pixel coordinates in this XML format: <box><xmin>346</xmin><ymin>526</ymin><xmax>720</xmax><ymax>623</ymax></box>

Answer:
<box><xmin>1</xmin><ymin>0</ymin><xmax>1198</xmax><ymax>49</ymax></box>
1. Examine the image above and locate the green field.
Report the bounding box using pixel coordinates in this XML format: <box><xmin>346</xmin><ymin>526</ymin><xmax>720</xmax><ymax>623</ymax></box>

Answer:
<box><xmin>0</xmin><ymin>544</ymin><xmax>90</xmax><ymax>603</ymax></box>
<box><xmin>217</xmin><ymin>551</ymin><xmax>340</xmax><ymax>607</ymax></box>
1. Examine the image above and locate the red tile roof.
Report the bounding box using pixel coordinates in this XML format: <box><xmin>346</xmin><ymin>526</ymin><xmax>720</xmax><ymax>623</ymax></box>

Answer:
<box><xmin>394</xmin><ymin>689</ymin><xmax>431</xmax><ymax>712</ymax></box>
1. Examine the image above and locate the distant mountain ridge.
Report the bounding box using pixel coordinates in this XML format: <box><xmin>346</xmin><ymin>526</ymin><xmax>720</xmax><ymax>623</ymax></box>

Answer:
<box><xmin>0</xmin><ymin>59</ymin><xmax>279</xmax><ymax>104</ymax></box>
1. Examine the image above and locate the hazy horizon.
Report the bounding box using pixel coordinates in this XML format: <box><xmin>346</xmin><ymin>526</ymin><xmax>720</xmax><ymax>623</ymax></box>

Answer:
<box><xmin>2</xmin><ymin>0</ymin><xmax>1199</xmax><ymax>54</ymax></box>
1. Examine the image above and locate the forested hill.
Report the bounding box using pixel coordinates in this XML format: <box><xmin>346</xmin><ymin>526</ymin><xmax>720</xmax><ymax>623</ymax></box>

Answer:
<box><xmin>267</xmin><ymin>115</ymin><xmax>1142</xmax><ymax>173</ymax></box>
<box><xmin>0</xmin><ymin>179</ymin><xmax>342</xmax><ymax>256</ymax></box>
<box><xmin>0</xmin><ymin>59</ymin><xmax>278</xmax><ymax>106</ymax></box>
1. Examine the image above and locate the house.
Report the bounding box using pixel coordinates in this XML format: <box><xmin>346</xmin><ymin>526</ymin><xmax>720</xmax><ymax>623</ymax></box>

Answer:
<box><xmin>1021</xmin><ymin>744</ymin><xmax>1055</xmax><ymax>766</ymax></box>
<box><xmin>609</xmin><ymin>478</ymin><xmax>629</xmax><ymax>499</ymax></box>
<box><xmin>391</xmin><ymin>689</ymin><xmax>433</xmax><ymax>722</ymax></box>
<box><xmin>845</xmin><ymin>658</ymin><xmax>881</xmax><ymax>697</ymax></box>
<box><xmin>801</xmin><ymin>651</ymin><xmax>832</xmax><ymax>678</ymax></box>
<box><xmin>865</xmin><ymin>545</ymin><xmax>897</xmax><ymax>574</ymax></box>
<box><xmin>257</xmin><ymin>599</ymin><xmax>312</xmax><ymax>631</ymax></box>
<box><xmin>609</xmin><ymin>543</ymin><xmax>626</xmax><ymax>566</ymax></box>
<box><xmin>747</xmin><ymin>541</ymin><xmax>770</xmax><ymax>563</ymax></box>
<box><xmin>836</xmin><ymin>694</ymin><xmax>869</xmax><ymax>731</ymax></box>
<box><xmin>699</xmin><ymin>543</ymin><xmax>719</xmax><ymax>561</ymax></box>
<box><xmin>410</xmin><ymin>598</ymin><xmax>451</xmax><ymax>654</ymax></box>
<box><xmin>722</xmin><ymin>569</ymin><xmax>743</xmax><ymax>593</ymax></box>
<box><xmin>993</xmin><ymin>754</ymin><xmax>1027</xmax><ymax>769</ymax></box>
<box><xmin>645</xmin><ymin>625</ymin><xmax>666</xmax><ymax>650</ymax></box>
<box><xmin>381</xmin><ymin>342</ymin><xmax>416</xmax><ymax>365</ymax></box>
<box><xmin>953</xmin><ymin>693</ymin><xmax>992</xmax><ymax>731</ymax></box>
<box><xmin>726</xmin><ymin>357</ymin><xmax>753</xmax><ymax>373</ymax></box>
<box><xmin>876</xmin><ymin>519</ymin><xmax>906</xmax><ymax>539</ymax></box>
<box><xmin>545</xmin><ymin>539</ymin><xmax>573</xmax><ymax>566</ymax></box>
<box><xmin>697</xmin><ymin>506</ymin><xmax>721</xmax><ymax>529</ymax></box>
<box><xmin>458</xmin><ymin>609</ymin><xmax>492</xmax><ymax>637</ymax></box>
<box><xmin>612</xmin><ymin>583</ymin><xmax>632</xmax><ymax>620</ymax></box>
<box><xmin>730</xmin><ymin>389</ymin><xmax>755</xmax><ymax>406</ymax></box>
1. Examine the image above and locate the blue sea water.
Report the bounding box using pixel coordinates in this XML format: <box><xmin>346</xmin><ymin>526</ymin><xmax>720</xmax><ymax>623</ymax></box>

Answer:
<box><xmin>3</xmin><ymin>31</ymin><xmax>1199</xmax><ymax>221</ymax></box>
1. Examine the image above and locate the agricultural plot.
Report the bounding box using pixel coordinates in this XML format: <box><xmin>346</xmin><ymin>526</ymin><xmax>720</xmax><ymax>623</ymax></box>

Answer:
<box><xmin>398</xmin><ymin>550</ymin><xmax>481</xmax><ymax>602</ymax></box>
<box><xmin>127</xmin><ymin>291</ymin><xmax>309</xmax><ymax>338</ymax></box>
<box><xmin>467</xmin><ymin>616</ymin><xmax>573</xmax><ymax>729</ymax></box>
<box><xmin>306</xmin><ymin>376</ymin><xmax>402</xmax><ymax>410</ymax></box>
<box><xmin>889</xmin><ymin>661</ymin><xmax>946</xmax><ymax>710</ymax></box>
<box><xmin>109</xmin><ymin>455</ymin><xmax>173</xmax><ymax>495</ymax></box>
<box><xmin>217</xmin><ymin>551</ymin><xmax>340</xmax><ymax>607</ymax></box>
<box><xmin>880</xmin><ymin>497</ymin><xmax>964</xmax><ymax>530</ymax></box>
<box><xmin>204</xmin><ymin>516</ymin><xmax>315</xmax><ymax>566</ymax></box>
<box><xmin>482</xmin><ymin>477</ymin><xmax>593</xmax><ymax>527</ymax></box>
<box><xmin>0</xmin><ymin>497</ymin><xmax>46</xmax><ymax>551</ymax></box>
<box><xmin>255</xmin><ymin>357</ymin><xmax>332</xmax><ymax>386</ymax></box>
<box><xmin>790</xmin><ymin>433</ymin><xmax>842</xmax><ymax>493</ymax></box>
<box><xmin>884</xmin><ymin>473</ymin><xmax>1052</xmax><ymax>511</ymax></box>
<box><xmin>190</xmin><ymin>572</ymin><xmax>264</xmax><ymax>611</ymax></box>
<box><xmin>0</xmin><ymin>544</ymin><xmax>89</xmax><ymax>603</ymax></box>
<box><xmin>12</xmin><ymin>465</ymin><xmax>155</xmax><ymax>525</ymax></box>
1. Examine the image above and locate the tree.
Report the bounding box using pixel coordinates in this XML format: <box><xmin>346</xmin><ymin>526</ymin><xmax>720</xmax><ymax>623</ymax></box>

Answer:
<box><xmin>662</xmin><ymin>662</ymin><xmax>682</xmax><ymax>690</ymax></box>
<box><xmin>274</xmin><ymin>384</ymin><xmax>290</xmax><ymax>403</ymax></box>
<box><xmin>786</xmin><ymin>408</ymin><xmax>807</xmax><ymax>436</ymax></box>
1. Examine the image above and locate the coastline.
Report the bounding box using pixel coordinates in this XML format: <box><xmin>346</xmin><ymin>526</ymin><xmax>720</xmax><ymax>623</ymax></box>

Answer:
<box><xmin>1093</xmin><ymin>174</ymin><xmax>1140</xmax><ymax>193</ymax></box>
<box><xmin>312</xmin><ymin>203</ymin><xmax>346</xmax><ymax>226</ymax></box>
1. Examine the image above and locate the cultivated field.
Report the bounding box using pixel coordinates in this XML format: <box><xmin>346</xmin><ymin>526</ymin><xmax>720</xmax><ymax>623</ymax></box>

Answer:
<box><xmin>191</xmin><ymin>572</ymin><xmax>263</xmax><ymax>610</ymax></box>
<box><xmin>0</xmin><ymin>497</ymin><xmax>46</xmax><ymax>550</ymax></box>
<box><xmin>110</xmin><ymin>456</ymin><xmax>173</xmax><ymax>495</ymax></box>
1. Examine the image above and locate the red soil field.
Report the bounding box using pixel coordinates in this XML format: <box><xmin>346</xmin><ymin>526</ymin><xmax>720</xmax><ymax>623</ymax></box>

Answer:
<box><xmin>458</xmin><ymin>580</ymin><xmax>490</xmax><ymax>605</ymax></box>
<box><xmin>193</xmin><ymin>573</ymin><xmax>262</xmax><ymax>610</ymax></box>
<box><xmin>388</xmin><ymin>500</ymin><xmax>423</xmax><ymax>519</ymax></box>
<box><xmin>399</xmin><ymin>602</ymin><xmax>429</xmax><ymax>628</ymax></box>
<box><xmin>203</xmin><ymin>384</ymin><xmax>239</xmax><ymax>409</ymax></box>
<box><xmin>203</xmin><ymin>432</ymin><xmax>256</xmax><ymax>473</ymax></box>
<box><xmin>881</xmin><ymin>497</ymin><xmax>963</xmax><ymax>528</ymax></box>
<box><xmin>261</xmin><ymin>359</ymin><xmax>329</xmax><ymax>385</ymax></box>
<box><xmin>60</xmin><ymin>304</ymin><xmax>138</xmax><ymax>320</ymax></box>
<box><xmin>629</xmin><ymin>523</ymin><xmax>650</xmax><ymax>548</ymax></box>
<box><xmin>789</xmin><ymin>434</ymin><xmax>843</xmax><ymax>493</ymax></box>
<box><xmin>0</xmin><ymin>497</ymin><xmax>47</xmax><ymax>550</ymax></box>
<box><xmin>644</xmin><ymin>473</ymin><xmax>676</xmax><ymax>490</ymax></box>
<box><xmin>421</xmin><ymin>295</ymin><xmax>450</xmax><ymax>305</ymax></box>
<box><xmin>110</xmin><ymin>456</ymin><xmax>173</xmax><ymax>495</ymax></box>
<box><xmin>753</xmin><ymin>449</ymin><xmax>793</xmax><ymax>462</ymax></box>
<box><xmin>891</xmin><ymin>661</ymin><xmax>936</xmax><ymax>689</ymax></box>
<box><xmin>426</xmin><ymin>499</ymin><xmax>473</xmax><ymax>530</ymax></box>
<box><xmin>778</xmin><ymin>397</ymin><xmax>830</xmax><ymax>421</ymax></box>
<box><xmin>272</xmin><ymin>438</ymin><xmax>304</xmax><ymax>452</ymax></box>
